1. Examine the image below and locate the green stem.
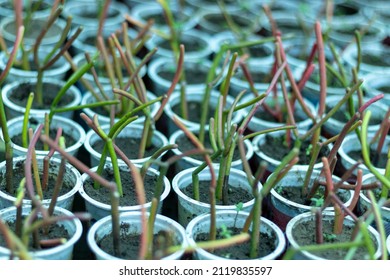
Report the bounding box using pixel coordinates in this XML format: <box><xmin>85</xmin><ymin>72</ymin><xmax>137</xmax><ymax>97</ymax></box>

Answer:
<box><xmin>22</xmin><ymin>92</ymin><xmax>34</xmax><ymax>148</ymax></box>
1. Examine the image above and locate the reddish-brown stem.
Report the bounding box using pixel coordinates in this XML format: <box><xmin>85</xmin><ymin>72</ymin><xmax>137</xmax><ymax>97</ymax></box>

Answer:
<box><xmin>315</xmin><ymin>209</ymin><xmax>323</xmax><ymax>244</ymax></box>
<box><xmin>275</xmin><ymin>36</ymin><xmax>316</xmax><ymax>121</ymax></box>
<box><xmin>153</xmin><ymin>44</ymin><xmax>185</xmax><ymax>121</ymax></box>
<box><xmin>315</xmin><ymin>21</ymin><xmax>327</xmax><ymax>117</ymax></box>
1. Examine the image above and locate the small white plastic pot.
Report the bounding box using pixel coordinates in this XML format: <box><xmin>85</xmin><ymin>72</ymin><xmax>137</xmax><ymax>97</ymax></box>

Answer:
<box><xmin>363</xmin><ymin>73</ymin><xmax>390</xmax><ymax>106</ymax></box>
<box><xmin>267</xmin><ymin>168</ymin><xmax>354</xmax><ymax>231</ymax></box>
<box><xmin>2</xmin><ymin>115</ymin><xmax>86</xmax><ymax>158</ymax></box>
<box><xmin>79</xmin><ymin>163</ymin><xmax>171</xmax><ymax>222</ymax></box>
<box><xmin>0</xmin><ymin>205</ymin><xmax>83</xmax><ymax>260</ymax></box>
<box><xmin>0</xmin><ymin>16</ymin><xmax>66</xmax><ymax>50</ymax></box>
<box><xmin>87</xmin><ymin>211</ymin><xmax>187</xmax><ymax>260</ymax></box>
<box><xmin>186</xmin><ymin>210</ymin><xmax>286</xmax><ymax>260</ymax></box>
<box><xmin>172</xmin><ymin>167</ymin><xmax>260</xmax><ymax>226</ymax></box>
<box><xmin>285</xmin><ymin>211</ymin><xmax>382</xmax><ymax>260</ymax></box>
<box><xmin>1</xmin><ymin>78</ymin><xmax>81</xmax><ymax>119</ymax></box>
<box><xmin>0</xmin><ymin>155</ymin><xmax>82</xmax><ymax>211</ymax></box>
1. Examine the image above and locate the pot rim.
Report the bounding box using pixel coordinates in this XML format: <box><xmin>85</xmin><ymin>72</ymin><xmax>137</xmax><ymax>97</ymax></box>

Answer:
<box><xmin>2</xmin><ymin>115</ymin><xmax>86</xmax><ymax>157</ymax></box>
<box><xmin>172</xmin><ymin>166</ymin><xmax>260</xmax><ymax>210</ymax></box>
<box><xmin>285</xmin><ymin>211</ymin><xmax>382</xmax><ymax>260</ymax></box>
<box><xmin>79</xmin><ymin>163</ymin><xmax>171</xmax><ymax>212</ymax></box>
<box><xmin>87</xmin><ymin>211</ymin><xmax>187</xmax><ymax>260</ymax></box>
<box><xmin>0</xmin><ymin>205</ymin><xmax>83</xmax><ymax>258</ymax></box>
<box><xmin>1</xmin><ymin>78</ymin><xmax>82</xmax><ymax>116</ymax></box>
<box><xmin>185</xmin><ymin>210</ymin><xmax>286</xmax><ymax>260</ymax></box>
<box><xmin>0</xmin><ymin>155</ymin><xmax>82</xmax><ymax>207</ymax></box>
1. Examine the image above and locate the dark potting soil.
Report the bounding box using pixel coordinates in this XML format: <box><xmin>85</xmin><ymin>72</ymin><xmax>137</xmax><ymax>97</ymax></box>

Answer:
<box><xmin>91</xmin><ymin>137</ymin><xmax>160</xmax><ymax>159</ymax></box>
<box><xmin>97</xmin><ymin>222</ymin><xmax>181</xmax><ymax>259</ymax></box>
<box><xmin>159</xmin><ymin>66</ymin><xmax>208</xmax><ymax>85</ymax></box>
<box><xmin>158</xmin><ymin>38</ymin><xmax>206</xmax><ymax>53</ymax></box>
<box><xmin>8</xmin><ymin>82</ymin><xmax>73</xmax><ymax>110</ymax></box>
<box><xmin>0</xmin><ymin>219</ymin><xmax>70</xmax><ymax>251</ymax></box>
<box><xmin>347</xmin><ymin>149</ymin><xmax>387</xmax><ymax>169</ymax></box>
<box><xmin>182</xmin><ymin>180</ymin><xmax>253</xmax><ymax>205</ymax></box>
<box><xmin>0</xmin><ymin>159</ymin><xmax>74</xmax><ymax>200</ymax></box>
<box><xmin>174</xmin><ymin>133</ymin><xmax>243</xmax><ymax>162</ymax></box>
<box><xmin>275</xmin><ymin>185</ymin><xmax>351</xmax><ymax>206</ymax></box>
<box><xmin>11</xmin><ymin>129</ymin><xmax>77</xmax><ymax>150</ymax></box>
<box><xmin>292</xmin><ymin>219</ymin><xmax>377</xmax><ymax>259</ymax></box>
<box><xmin>172</xmin><ymin>101</ymin><xmax>215</xmax><ymax>123</ymax></box>
<box><xmin>195</xmin><ymin>227</ymin><xmax>276</xmax><ymax>259</ymax></box>
<box><xmin>259</xmin><ymin>134</ymin><xmax>330</xmax><ymax>165</ymax></box>
<box><xmin>83</xmin><ymin>168</ymin><xmax>157</xmax><ymax>206</ymax></box>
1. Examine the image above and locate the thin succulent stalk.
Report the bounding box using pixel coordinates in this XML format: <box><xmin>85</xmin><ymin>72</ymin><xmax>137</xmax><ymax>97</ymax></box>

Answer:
<box><xmin>367</xmin><ymin>191</ymin><xmax>388</xmax><ymax>260</ymax></box>
<box><xmin>22</xmin><ymin>92</ymin><xmax>34</xmax><ymax>148</ymax></box>
<box><xmin>320</xmin><ymin>156</ymin><xmax>343</xmax><ymax>234</ymax></box>
<box><xmin>42</xmin><ymin>128</ymin><xmax>63</xmax><ymax>191</ymax></box>
<box><xmin>315</xmin><ymin>209</ymin><xmax>323</xmax><ymax>244</ymax></box>
<box><xmin>208</xmin><ymin>118</ymin><xmax>219</xmax><ymax>152</ymax></box>
<box><xmin>371</xmin><ymin>109</ymin><xmax>390</xmax><ymax>166</ymax></box>
<box><xmin>139</xmin><ymin>144</ymin><xmax>178</xmax><ymax>178</ymax></box>
<box><xmin>199</xmin><ymin>38</ymin><xmax>278</xmax><ymax>143</ymax></box>
<box><xmin>48</xmin><ymin>51</ymin><xmax>99</xmax><ymax>122</ymax></box>
<box><xmin>28</xmin><ymin>128</ymin><xmax>43</xmax><ymax>201</ymax></box>
<box><xmin>24</xmin><ymin>124</ymin><xmax>45</xmax><ymax>210</ymax></box>
<box><xmin>123</xmin><ymin>47</ymin><xmax>158</xmax><ymax>92</ymax></box>
<box><xmin>275</xmin><ymin>35</ymin><xmax>316</xmax><ymax>122</ymax></box>
<box><xmin>97</xmin><ymin>36</ymin><xmax>116</xmax><ymax>89</ymax></box>
<box><xmin>47</xmin><ymin>137</ymin><xmax>66</xmax><ymax>217</ymax></box>
<box><xmin>15</xmin><ymin>178</ymin><xmax>25</xmax><ymax>238</ymax></box>
<box><xmin>302</xmin><ymin>142</ymin><xmax>322</xmax><ymax>197</ymax></box>
<box><xmin>63</xmin><ymin>51</ymin><xmax>100</xmax><ymax>99</ymax></box>
<box><xmin>0</xmin><ymin>26</ymin><xmax>24</xmax><ymax>193</ymax></box>
<box><xmin>249</xmin><ymin>186</ymin><xmax>262</xmax><ymax>258</ymax></box>
<box><xmin>153</xmin><ymin>45</ymin><xmax>185</xmax><ymax>121</ymax></box>
<box><xmin>97</xmin><ymin>0</ymin><xmax>111</xmax><ymax>39</ymax></box>
<box><xmin>361</xmin><ymin>111</ymin><xmax>390</xmax><ymax>189</ymax></box>
<box><xmin>108</xmin><ymin>146</ymin><xmax>147</xmax><ymax>260</ymax></box>
<box><xmin>109</xmin><ymin>189</ymin><xmax>121</xmax><ymax>257</ymax></box>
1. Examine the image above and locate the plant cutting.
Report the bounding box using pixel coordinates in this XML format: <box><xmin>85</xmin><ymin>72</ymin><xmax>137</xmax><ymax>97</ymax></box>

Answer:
<box><xmin>0</xmin><ymin>124</ymin><xmax>90</xmax><ymax>260</ymax></box>
<box><xmin>283</xmin><ymin>157</ymin><xmax>384</xmax><ymax>260</ymax></box>
<box><xmin>39</xmin><ymin>121</ymin><xmax>208</xmax><ymax>260</ymax></box>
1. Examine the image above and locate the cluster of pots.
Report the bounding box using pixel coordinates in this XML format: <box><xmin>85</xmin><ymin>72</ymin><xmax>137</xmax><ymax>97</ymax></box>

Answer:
<box><xmin>0</xmin><ymin>0</ymin><xmax>389</xmax><ymax>260</ymax></box>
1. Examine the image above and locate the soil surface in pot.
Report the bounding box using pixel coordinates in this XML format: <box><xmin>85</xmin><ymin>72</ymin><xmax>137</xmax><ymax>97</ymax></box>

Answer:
<box><xmin>175</xmin><ymin>133</ymin><xmax>243</xmax><ymax>162</ymax></box>
<box><xmin>259</xmin><ymin>134</ymin><xmax>330</xmax><ymax>165</ymax></box>
<box><xmin>0</xmin><ymin>159</ymin><xmax>74</xmax><ymax>200</ymax></box>
<box><xmin>347</xmin><ymin>149</ymin><xmax>387</xmax><ymax>169</ymax></box>
<box><xmin>91</xmin><ymin>137</ymin><xmax>160</xmax><ymax>159</ymax></box>
<box><xmin>172</xmin><ymin>101</ymin><xmax>216</xmax><ymax>123</ymax></box>
<box><xmin>274</xmin><ymin>185</ymin><xmax>351</xmax><ymax>206</ymax></box>
<box><xmin>8</xmin><ymin>83</ymin><xmax>73</xmax><ymax>110</ymax></box>
<box><xmin>195</xmin><ymin>227</ymin><xmax>276</xmax><ymax>259</ymax></box>
<box><xmin>292</xmin><ymin>218</ymin><xmax>377</xmax><ymax>259</ymax></box>
<box><xmin>0</xmin><ymin>218</ymin><xmax>70</xmax><ymax>251</ymax></box>
<box><xmin>159</xmin><ymin>66</ymin><xmax>208</xmax><ymax>85</ymax></box>
<box><xmin>254</xmin><ymin>106</ymin><xmax>306</xmax><ymax>123</ymax></box>
<box><xmin>158</xmin><ymin>37</ymin><xmax>206</xmax><ymax>53</ymax></box>
<box><xmin>183</xmin><ymin>180</ymin><xmax>253</xmax><ymax>205</ymax></box>
<box><xmin>97</xmin><ymin>222</ymin><xmax>181</xmax><ymax>259</ymax></box>
<box><xmin>11</xmin><ymin>129</ymin><xmax>77</xmax><ymax>150</ymax></box>
<box><xmin>83</xmin><ymin>167</ymin><xmax>157</xmax><ymax>206</ymax></box>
